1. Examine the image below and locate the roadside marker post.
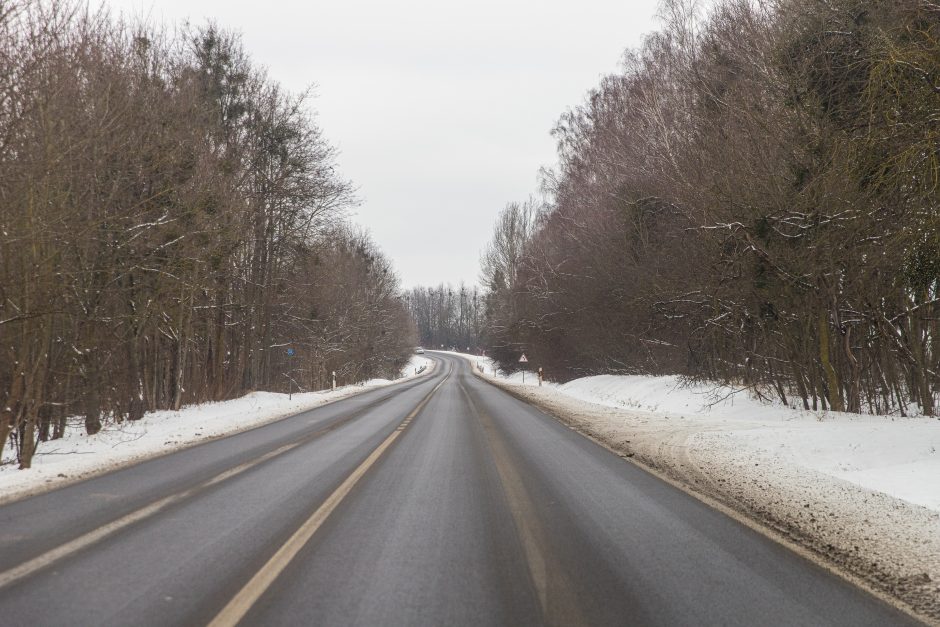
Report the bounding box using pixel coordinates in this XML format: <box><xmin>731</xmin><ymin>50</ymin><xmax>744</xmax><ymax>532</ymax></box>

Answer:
<box><xmin>538</xmin><ymin>367</ymin><xmax>543</xmax><ymax>387</ymax></box>
<box><xmin>332</xmin><ymin>371</ymin><xmax>336</xmax><ymax>392</ymax></box>
<box><xmin>286</xmin><ymin>347</ymin><xmax>296</xmax><ymax>399</ymax></box>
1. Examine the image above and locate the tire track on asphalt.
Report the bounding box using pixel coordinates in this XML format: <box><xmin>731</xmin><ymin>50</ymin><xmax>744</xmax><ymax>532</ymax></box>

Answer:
<box><xmin>457</xmin><ymin>375</ymin><xmax>585</xmax><ymax>627</ymax></box>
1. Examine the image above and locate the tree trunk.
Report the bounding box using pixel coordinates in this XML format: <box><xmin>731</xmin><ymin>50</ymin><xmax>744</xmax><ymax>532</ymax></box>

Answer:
<box><xmin>842</xmin><ymin>325</ymin><xmax>861</xmax><ymax>413</ymax></box>
<box><xmin>818</xmin><ymin>311</ymin><xmax>842</xmax><ymax>412</ymax></box>
<box><xmin>84</xmin><ymin>352</ymin><xmax>102</xmax><ymax>435</ymax></box>
<box><xmin>18</xmin><ymin>413</ymin><xmax>37</xmax><ymax>470</ymax></box>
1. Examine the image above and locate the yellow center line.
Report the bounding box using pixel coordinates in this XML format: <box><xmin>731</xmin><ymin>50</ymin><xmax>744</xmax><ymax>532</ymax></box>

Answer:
<box><xmin>207</xmin><ymin>373</ymin><xmax>448</xmax><ymax>627</ymax></box>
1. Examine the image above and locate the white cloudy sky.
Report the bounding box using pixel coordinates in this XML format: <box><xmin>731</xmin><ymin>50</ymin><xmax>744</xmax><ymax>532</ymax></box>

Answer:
<box><xmin>106</xmin><ymin>0</ymin><xmax>662</xmax><ymax>287</ymax></box>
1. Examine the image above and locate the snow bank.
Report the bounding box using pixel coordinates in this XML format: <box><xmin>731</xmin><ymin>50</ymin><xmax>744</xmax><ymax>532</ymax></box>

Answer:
<box><xmin>0</xmin><ymin>355</ymin><xmax>433</xmax><ymax>504</ymax></box>
<box><xmin>447</xmin><ymin>351</ymin><xmax>940</xmax><ymax>618</ymax></box>
<box><xmin>448</xmin><ymin>351</ymin><xmax>940</xmax><ymax>512</ymax></box>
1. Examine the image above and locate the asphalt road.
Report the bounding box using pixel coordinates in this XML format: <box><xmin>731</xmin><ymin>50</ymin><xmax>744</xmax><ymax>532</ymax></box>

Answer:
<box><xmin>0</xmin><ymin>353</ymin><xmax>921</xmax><ymax>626</ymax></box>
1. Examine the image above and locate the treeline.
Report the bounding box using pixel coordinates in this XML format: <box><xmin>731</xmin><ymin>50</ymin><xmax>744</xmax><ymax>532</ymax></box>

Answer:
<box><xmin>405</xmin><ymin>284</ymin><xmax>484</xmax><ymax>351</ymax></box>
<box><xmin>482</xmin><ymin>0</ymin><xmax>940</xmax><ymax>416</ymax></box>
<box><xmin>0</xmin><ymin>1</ymin><xmax>414</xmax><ymax>468</ymax></box>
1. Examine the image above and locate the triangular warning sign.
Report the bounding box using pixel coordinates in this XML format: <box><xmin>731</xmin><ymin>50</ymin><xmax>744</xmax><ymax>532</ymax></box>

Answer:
<box><xmin>518</xmin><ymin>353</ymin><xmax>528</xmax><ymax>363</ymax></box>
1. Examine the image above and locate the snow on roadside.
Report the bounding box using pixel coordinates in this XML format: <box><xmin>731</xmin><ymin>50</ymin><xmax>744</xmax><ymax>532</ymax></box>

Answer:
<box><xmin>555</xmin><ymin>375</ymin><xmax>940</xmax><ymax>513</ymax></box>
<box><xmin>447</xmin><ymin>351</ymin><xmax>940</xmax><ymax>619</ymax></box>
<box><xmin>0</xmin><ymin>355</ymin><xmax>433</xmax><ymax>504</ymax></box>
<box><xmin>448</xmin><ymin>352</ymin><xmax>940</xmax><ymax>512</ymax></box>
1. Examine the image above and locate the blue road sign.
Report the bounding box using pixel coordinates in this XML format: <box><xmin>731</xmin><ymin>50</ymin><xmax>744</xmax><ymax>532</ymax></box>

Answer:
<box><xmin>287</xmin><ymin>348</ymin><xmax>295</xmax><ymax>357</ymax></box>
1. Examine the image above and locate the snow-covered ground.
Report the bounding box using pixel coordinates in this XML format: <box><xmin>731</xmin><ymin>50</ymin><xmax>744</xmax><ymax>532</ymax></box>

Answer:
<box><xmin>459</xmin><ymin>352</ymin><xmax>940</xmax><ymax>512</ymax></box>
<box><xmin>0</xmin><ymin>355</ymin><xmax>432</xmax><ymax>504</ymax></box>
<box><xmin>451</xmin><ymin>351</ymin><xmax>940</xmax><ymax>619</ymax></box>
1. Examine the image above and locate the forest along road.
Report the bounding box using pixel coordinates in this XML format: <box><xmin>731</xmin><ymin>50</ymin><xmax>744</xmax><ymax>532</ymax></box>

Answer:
<box><xmin>0</xmin><ymin>353</ymin><xmax>923</xmax><ymax>626</ymax></box>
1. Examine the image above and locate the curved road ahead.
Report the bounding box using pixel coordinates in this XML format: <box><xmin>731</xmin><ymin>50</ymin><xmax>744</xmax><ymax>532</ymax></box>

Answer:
<box><xmin>0</xmin><ymin>353</ymin><xmax>920</xmax><ymax>626</ymax></box>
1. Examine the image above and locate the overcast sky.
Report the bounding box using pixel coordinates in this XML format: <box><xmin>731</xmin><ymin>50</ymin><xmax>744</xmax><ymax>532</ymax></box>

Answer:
<box><xmin>107</xmin><ymin>0</ymin><xmax>662</xmax><ymax>288</ymax></box>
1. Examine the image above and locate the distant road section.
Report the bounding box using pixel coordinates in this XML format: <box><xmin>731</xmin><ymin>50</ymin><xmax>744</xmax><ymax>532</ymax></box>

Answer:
<box><xmin>0</xmin><ymin>354</ymin><xmax>921</xmax><ymax>626</ymax></box>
